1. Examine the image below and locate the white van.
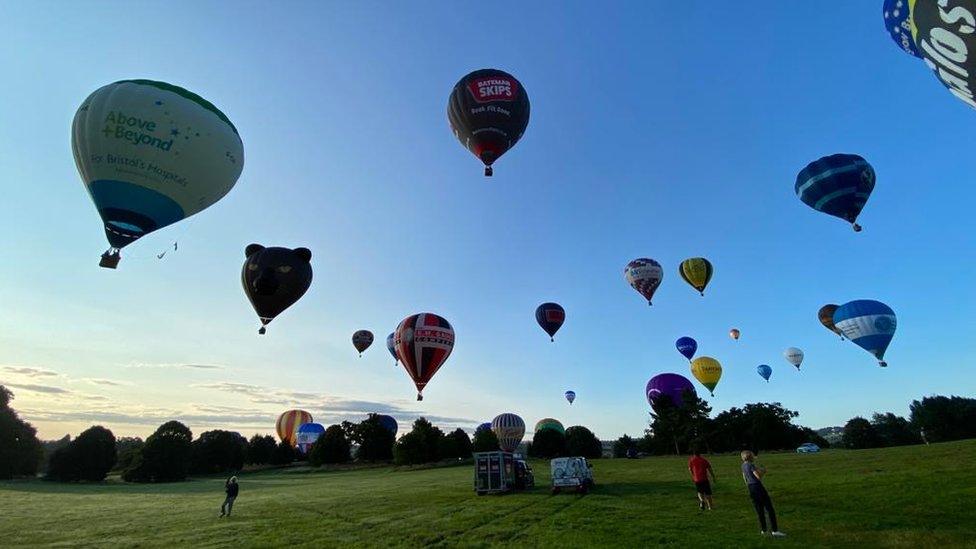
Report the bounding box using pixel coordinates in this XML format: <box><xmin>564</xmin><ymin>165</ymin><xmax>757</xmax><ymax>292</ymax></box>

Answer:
<box><xmin>550</xmin><ymin>456</ymin><xmax>594</xmax><ymax>494</ymax></box>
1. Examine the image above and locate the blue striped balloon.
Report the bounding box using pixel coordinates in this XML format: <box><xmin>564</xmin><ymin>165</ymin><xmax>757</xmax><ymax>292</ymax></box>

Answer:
<box><xmin>833</xmin><ymin>300</ymin><xmax>896</xmax><ymax>367</ymax></box>
<box><xmin>757</xmin><ymin>364</ymin><xmax>772</xmax><ymax>382</ymax></box>
<box><xmin>795</xmin><ymin>154</ymin><xmax>875</xmax><ymax>232</ymax></box>
<box><xmin>491</xmin><ymin>413</ymin><xmax>525</xmax><ymax>453</ymax></box>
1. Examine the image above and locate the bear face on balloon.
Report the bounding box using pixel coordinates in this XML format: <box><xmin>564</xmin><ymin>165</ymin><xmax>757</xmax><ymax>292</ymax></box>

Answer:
<box><xmin>241</xmin><ymin>244</ymin><xmax>312</xmax><ymax>334</ymax></box>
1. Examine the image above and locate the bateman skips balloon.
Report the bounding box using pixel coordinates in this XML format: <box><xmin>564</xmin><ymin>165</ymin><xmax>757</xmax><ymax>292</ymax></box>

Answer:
<box><xmin>911</xmin><ymin>0</ymin><xmax>976</xmax><ymax>109</ymax></box>
<box><xmin>295</xmin><ymin>422</ymin><xmax>325</xmax><ymax>454</ymax></box>
<box><xmin>534</xmin><ymin>418</ymin><xmax>565</xmax><ymax>435</ymax></box>
<box><xmin>447</xmin><ymin>68</ymin><xmax>530</xmax><ymax>176</ymax></box>
<box><xmin>676</xmin><ymin>336</ymin><xmax>697</xmax><ymax>360</ymax></box>
<box><xmin>72</xmin><ymin>80</ymin><xmax>243</xmax><ymax>268</ymax></box>
<box><xmin>729</xmin><ymin>328</ymin><xmax>741</xmax><ymax>341</ymax></box>
<box><xmin>624</xmin><ymin>258</ymin><xmax>664</xmax><ymax>305</ymax></box>
<box><xmin>884</xmin><ymin>0</ymin><xmax>921</xmax><ymax>57</ymax></box>
<box><xmin>492</xmin><ymin>413</ymin><xmax>525</xmax><ymax>453</ymax></box>
<box><xmin>757</xmin><ymin>364</ymin><xmax>773</xmax><ymax>382</ymax></box>
<box><xmin>819</xmin><ymin>304</ymin><xmax>844</xmax><ymax>339</ymax></box>
<box><xmin>276</xmin><ymin>409</ymin><xmax>313</xmax><ymax>446</ymax></box>
<box><xmin>352</xmin><ymin>330</ymin><xmax>374</xmax><ymax>356</ymax></box>
<box><xmin>386</xmin><ymin>332</ymin><xmax>399</xmax><ymax>364</ymax></box>
<box><xmin>535</xmin><ymin>302</ymin><xmax>566</xmax><ymax>342</ymax></box>
<box><xmin>784</xmin><ymin>347</ymin><xmax>804</xmax><ymax>370</ymax></box>
<box><xmin>690</xmin><ymin>356</ymin><xmax>722</xmax><ymax>396</ymax></box>
<box><xmin>795</xmin><ymin>154</ymin><xmax>875</xmax><ymax>232</ymax></box>
<box><xmin>565</xmin><ymin>390</ymin><xmax>576</xmax><ymax>405</ymax></box>
<box><xmin>646</xmin><ymin>373</ymin><xmax>696</xmax><ymax>409</ymax></box>
<box><xmin>242</xmin><ymin>244</ymin><xmax>313</xmax><ymax>334</ymax></box>
<box><xmin>833</xmin><ymin>300</ymin><xmax>897</xmax><ymax>367</ymax></box>
<box><xmin>376</xmin><ymin>414</ymin><xmax>398</xmax><ymax>437</ymax></box>
<box><xmin>679</xmin><ymin>258</ymin><xmax>713</xmax><ymax>296</ymax></box>
<box><xmin>395</xmin><ymin>313</ymin><xmax>455</xmax><ymax>400</ymax></box>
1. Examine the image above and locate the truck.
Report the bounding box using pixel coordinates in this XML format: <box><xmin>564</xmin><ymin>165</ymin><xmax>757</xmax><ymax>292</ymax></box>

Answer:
<box><xmin>550</xmin><ymin>456</ymin><xmax>594</xmax><ymax>494</ymax></box>
<box><xmin>473</xmin><ymin>451</ymin><xmax>534</xmax><ymax>495</ymax></box>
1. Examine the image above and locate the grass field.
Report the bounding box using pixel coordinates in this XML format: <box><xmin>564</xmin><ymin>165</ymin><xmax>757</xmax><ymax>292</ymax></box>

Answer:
<box><xmin>2</xmin><ymin>440</ymin><xmax>975</xmax><ymax>548</ymax></box>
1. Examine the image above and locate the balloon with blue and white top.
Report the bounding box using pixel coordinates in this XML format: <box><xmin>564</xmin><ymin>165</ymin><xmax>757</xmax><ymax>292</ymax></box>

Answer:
<box><xmin>833</xmin><ymin>300</ymin><xmax>897</xmax><ymax>367</ymax></box>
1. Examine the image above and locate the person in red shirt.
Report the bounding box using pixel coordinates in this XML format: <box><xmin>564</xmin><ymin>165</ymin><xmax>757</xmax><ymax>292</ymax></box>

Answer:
<box><xmin>688</xmin><ymin>448</ymin><xmax>716</xmax><ymax>510</ymax></box>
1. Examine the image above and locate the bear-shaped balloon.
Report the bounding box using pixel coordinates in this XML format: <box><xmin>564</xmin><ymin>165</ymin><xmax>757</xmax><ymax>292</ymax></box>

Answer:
<box><xmin>241</xmin><ymin>244</ymin><xmax>312</xmax><ymax>334</ymax></box>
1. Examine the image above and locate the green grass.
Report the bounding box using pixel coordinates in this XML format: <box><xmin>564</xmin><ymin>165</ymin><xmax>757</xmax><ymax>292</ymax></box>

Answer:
<box><xmin>2</xmin><ymin>440</ymin><xmax>975</xmax><ymax>548</ymax></box>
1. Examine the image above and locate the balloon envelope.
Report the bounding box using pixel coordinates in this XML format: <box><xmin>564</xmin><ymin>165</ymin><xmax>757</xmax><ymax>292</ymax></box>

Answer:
<box><xmin>492</xmin><ymin>413</ymin><xmax>525</xmax><ymax>453</ymax></box>
<box><xmin>447</xmin><ymin>68</ymin><xmax>530</xmax><ymax>176</ymax></box>
<box><xmin>729</xmin><ymin>328</ymin><xmax>740</xmax><ymax>341</ymax></box>
<box><xmin>476</xmin><ymin>422</ymin><xmax>492</xmax><ymax>433</ymax></box>
<box><xmin>295</xmin><ymin>422</ymin><xmax>325</xmax><ymax>454</ymax></box>
<box><xmin>535</xmin><ymin>302</ymin><xmax>566</xmax><ymax>341</ymax></box>
<box><xmin>352</xmin><ymin>330</ymin><xmax>374</xmax><ymax>355</ymax></box>
<box><xmin>679</xmin><ymin>258</ymin><xmax>713</xmax><ymax>296</ymax></box>
<box><xmin>833</xmin><ymin>300</ymin><xmax>897</xmax><ymax>367</ymax></box>
<box><xmin>912</xmin><ymin>1</ymin><xmax>976</xmax><ymax>109</ymax></box>
<box><xmin>757</xmin><ymin>364</ymin><xmax>773</xmax><ymax>382</ymax></box>
<box><xmin>675</xmin><ymin>337</ymin><xmax>697</xmax><ymax>360</ymax></box>
<box><xmin>386</xmin><ymin>332</ymin><xmax>399</xmax><ymax>363</ymax></box>
<box><xmin>784</xmin><ymin>347</ymin><xmax>804</xmax><ymax>370</ymax></box>
<box><xmin>395</xmin><ymin>313</ymin><xmax>455</xmax><ymax>400</ymax></box>
<box><xmin>242</xmin><ymin>244</ymin><xmax>313</xmax><ymax>334</ymax></box>
<box><xmin>72</xmin><ymin>80</ymin><xmax>243</xmax><ymax>262</ymax></box>
<box><xmin>646</xmin><ymin>373</ymin><xmax>696</xmax><ymax>409</ymax></box>
<box><xmin>795</xmin><ymin>154</ymin><xmax>875</xmax><ymax>231</ymax></box>
<box><xmin>624</xmin><ymin>258</ymin><xmax>664</xmax><ymax>305</ymax></box>
<box><xmin>690</xmin><ymin>356</ymin><xmax>722</xmax><ymax>395</ymax></box>
<box><xmin>818</xmin><ymin>304</ymin><xmax>844</xmax><ymax>339</ymax></box>
<box><xmin>564</xmin><ymin>390</ymin><xmax>576</xmax><ymax>405</ymax></box>
<box><xmin>534</xmin><ymin>418</ymin><xmax>565</xmax><ymax>435</ymax></box>
<box><xmin>883</xmin><ymin>0</ymin><xmax>921</xmax><ymax>57</ymax></box>
<box><xmin>375</xmin><ymin>414</ymin><xmax>398</xmax><ymax>437</ymax></box>
<box><xmin>276</xmin><ymin>410</ymin><xmax>313</xmax><ymax>447</ymax></box>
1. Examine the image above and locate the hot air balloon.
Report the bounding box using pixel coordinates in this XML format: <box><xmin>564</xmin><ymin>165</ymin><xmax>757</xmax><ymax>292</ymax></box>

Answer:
<box><xmin>784</xmin><ymin>347</ymin><xmax>804</xmax><ymax>370</ymax></box>
<box><xmin>476</xmin><ymin>422</ymin><xmax>492</xmax><ymax>433</ymax></box>
<box><xmin>795</xmin><ymin>154</ymin><xmax>875</xmax><ymax>232</ymax></box>
<box><xmin>912</xmin><ymin>1</ymin><xmax>976</xmax><ymax>109</ymax></box>
<box><xmin>375</xmin><ymin>414</ymin><xmax>398</xmax><ymax>437</ymax></box>
<box><xmin>535</xmin><ymin>302</ymin><xmax>565</xmax><ymax>342</ymax></box>
<box><xmin>624</xmin><ymin>258</ymin><xmax>664</xmax><ymax>305</ymax></box>
<box><xmin>352</xmin><ymin>330</ymin><xmax>374</xmax><ymax>357</ymax></box>
<box><xmin>833</xmin><ymin>300</ymin><xmax>897</xmax><ymax>367</ymax></box>
<box><xmin>819</xmin><ymin>304</ymin><xmax>844</xmax><ymax>339</ymax></box>
<box><xmin>565</xmin><ymin>390</ymin><xmax>576</xmax><ymax>405</ymax></box>
<box><xmin>72</xmin><ymin>80</ymin><xmax>244</xmax><ymax>268</ymax></box>
<box><xmin>646</xmin><ymin>373</ymin><xmax>696</xmax><ymax>409</ymax></box>
<box><xmin>447</xmin><ymin>68</ymin><xmax>530</xmax><ymax>176</ymax></box>
<box><xmin>534</xmin><ymin>418</ymin><xmax>565</xmax><ymax>435</ymax></box>
<box><xmin>276</xmin><ymin>409</ymin><xmax>313</xmax><ymax>447</ymax></box>
<box><xmin>690</xmin><ymin>356</ymin><xmax>722</xmax><ymax>396</ymax></box>
<box><xmin>757</xmin><ymin>364</ymin><xmax>772</xmax><ymax>382</ymax></box>
<box><xmin>675</xmin><ymin>337</ymin><xmax>697</xmax><ymax>361</ymax></box>
<box><xmin>242</xmin><ymin>244</ymin><xmax>313</xmax><ymax>334</ymax></box>
<box><xmin>729</xmin><ymin>328</ymin><xmax>741</xmax><ymax>341</ymax></box>
<box><xmin>679</xmin><ymin>258</ymin><xmax>713</xmax><ymax>296</ymax></box>
<box><xmin>295</xmin><ymin>422</ymin><xmax>325</xmax><ymax>454</ymax></box>
<box><xmin>386</xmin><ymin>332</ymin><xmax>399</xmax><ymax>364</ymax></box>
<box><xmin>395</xmin><ymin>313</ymin><xmax>455</xmax><ymax>400</ymax></box>
<box><xmin>883</xmin><ymin>0</ymin><xmax>921</xmax><ymax>57</ymax></box>
<box><xmin>491</xmin><ymin>413</ymin><xmax>525</xmax><ymax>453</ymax></box>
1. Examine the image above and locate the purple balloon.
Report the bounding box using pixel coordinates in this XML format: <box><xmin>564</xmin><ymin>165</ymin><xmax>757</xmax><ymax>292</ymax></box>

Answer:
<box><xmin>646</xmin><ymin>373</ymin><xmax>696</xmax><ymax>408</ymax></box>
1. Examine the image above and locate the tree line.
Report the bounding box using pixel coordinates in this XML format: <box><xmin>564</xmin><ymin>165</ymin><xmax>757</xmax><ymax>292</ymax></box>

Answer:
<box><xmin>840</xmin><ymin>395</ymin><xmax>976</xmax><ymax>449</ymax></box>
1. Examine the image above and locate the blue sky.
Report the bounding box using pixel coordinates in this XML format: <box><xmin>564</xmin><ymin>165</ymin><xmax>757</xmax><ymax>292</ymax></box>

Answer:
<box><xmin>1</xmin><ymin>2</ymin><xmax>973</xmax><ymax>440</ymax></box>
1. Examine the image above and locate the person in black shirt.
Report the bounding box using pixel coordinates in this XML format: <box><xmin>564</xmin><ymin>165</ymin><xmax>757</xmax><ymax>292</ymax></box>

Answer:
<box><xmin>219</xmin><ymin>476</ymin><xmax>239</xmax><ymax>517</ymax></box>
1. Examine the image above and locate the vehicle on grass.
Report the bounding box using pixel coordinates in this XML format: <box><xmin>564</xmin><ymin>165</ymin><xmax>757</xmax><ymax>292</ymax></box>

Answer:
<box><xmin>550</xmin><ymin>456</ymin><xmax>594</xmax><ymax>494</ymax></box>
<box><xmin>473</xmin><ymin>451</ymin><xmax>533</xmax><ymax>495</ymax></box>
<box><xmin>796</xmin><ymin>442</ymin><xmax>821</xmax><ymax>453</ymax></box>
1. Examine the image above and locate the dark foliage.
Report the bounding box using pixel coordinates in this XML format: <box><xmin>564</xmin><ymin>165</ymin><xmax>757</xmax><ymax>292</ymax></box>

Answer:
<box><xmin>393</xmin><ymin>418</ymin><xmax>444</xmax><ymax>465</ymax></box>
<box><xmin>872</xmin><ymin>413</ymin><xmax>920</xmax><ymax>447</ymax></box>
<box><xmin>46</xmin><ymin>426</ymin><xmax>117</xmax><ymax>482</ymax></box>
<box><xmin>309</xmin><ymin>425</ymin><xmax>351</xmax><ymax>466</ymax></box>
<box><xmin>246</xmin><ymin>434</ymin><xmax>276</xmax><ymax>465</ymax></box>
<box><xmin>612</xmin><ymin>435</ymin><xmax>636</xmax><ymax>458</ymax></box>
<box><xmin>565</xmin><ymin>426</ymin><xmax>602</xmax><ymax>458</ymax></box>
<box><xmin>528</xmin><ymin>429</ymin><xmax>567</xmax><ymax>459</ymax></box>
<box><xmin>114</xmin><ymin>437</ymin><xmax>144</xmax><ymax>472</ymax></box>
<box><xmin>645</xmin><ymin>392</ymin><xmax>712</xmax><ymax>455</ymax></box>
<box><xmin>122</xmin><ymin>421</ymin><xmax>193</xmax><ymax>483</ymax></box>
<box><xmin>270</xmin><ymin>441</ymin><xmax>298</xmax><ymax>465</ymax></box>
<box><xmin>190</xmin><ymin>430</ymin><xmax>246</xmax><ymax>474</ymax></box>
<box><xmin>438</xmin><ymin>428</ymin><xmax>473</xmax><ymax>460</ymax></box>
<box><xmin>472</xmin><ymin>428</ymin><xmax>499</xmax><ymax>453</ymax></box>
<box><xmin>0</xmin><ymin>385</ymin><xmax>43</xmax><ymax>479</ymax></box>
<box><xmin>910</xmin><ymin>395</ymin><xmax>976</xmax><ymax>443</ymax></box>
<box><xmin>342</xmin><ymin>415</ymin><xmax>395</xmax><ymax>462</ymax></box>
<box><xmin>842</xmin><ymin>417</ymin><xmax>882</xmax><ymax>449</ymax></box>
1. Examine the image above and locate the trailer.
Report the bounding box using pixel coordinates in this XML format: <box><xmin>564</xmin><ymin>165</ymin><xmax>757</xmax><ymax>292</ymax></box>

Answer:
<box><xmin>473</xmin><ymin>451</ymin><xmax>534</xmax><ymax>495</ymax></box>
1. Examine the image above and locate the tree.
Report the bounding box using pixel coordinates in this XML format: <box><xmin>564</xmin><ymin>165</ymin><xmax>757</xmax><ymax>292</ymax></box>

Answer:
<box><xmin>909</xmin><ymin>395</ymin><xmax>976</xmax><ymax>443</ymax></box>
<box><xmin>612</xmin><ymin>435</ymin><xmax>636</xmax><ymax>458</ymax></box>
<box><xmin>0</xmin><ymin>385</ymin><xmax>43</xmax><ymax>479</ymax></box>
<box><xmin>565</xmin><ymin>426</ymin><xmax>602</xmax><ymax>458</ymax></box>
<box><xmin>842</xmin><ymin>417</ymin><xmax>882</xmax><ymax>449</ymax></box>
<box><xmin>646</xmin><ymin>392</ymin><xmax>712</xmax><ymax>455</ymax></box>
<box><xmin>246</xmin><ymin>434</ymin><xmax>277</xmax><ymax>465</ymax></box>
<box><xmin>46</xmin><ymin>426</ymin><xmax>117</xmax><ymax>482</ymax></box>
<box><xmin>191</xmin><ymin>430</ymin><xmax>246</xmax><ymax>474</ymax></box>
<box><xmin>472</xmin><ymin>428</ymin><xmax>499</xmax><ymax>453</ymax></box>
<box><xmin>393</xmin><ymin>418</ymin><xmax>444</xmax><ymax>465</ymax></box>
<box><xmin>123</xmin><ymin>421</ymin><xmax>193</xmax><ymax>482</ymax></box>
<box><xmin>270</xmin><ymin>441</ymin><xmax>297</xmax><ymax>465</ymax></box>
<box><xmin>309</xmin><ymin>425</ymin><xmax>351</xmax><ymax>466</ymax></box>
<box><xmin>529</xmin><ymin>429</ymin><xmax>567</xmax><ymax>459</ymax></box>
<box><xmin>343</xmin><ymin>415</ymin><xmax>395</xmax><ymax>462</ymax></box>
<box><xmin>439</xmin><ymin>428</ymin><xmax>473</xmax><ymax>460</ymax></box>
<box><xmin>871</xmin><ymin>413</ymin><xmax>919</xmax><ymax>447</ymax></box>
<box><xmin>709</xmin><ymin>402</ymin><xmax>816</xmax><ymax>454</ymax></box>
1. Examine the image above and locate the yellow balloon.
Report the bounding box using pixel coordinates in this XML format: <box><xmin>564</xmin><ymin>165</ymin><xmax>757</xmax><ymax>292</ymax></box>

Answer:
<box><xmin>679</xmin><ymin>257</ymin><xmax>713</xmax><ymax>295</ymax></box>
<box><xmin>690</xmin><ymin>356</ymin><xmax>722</xmax><ymax>395</ymax></box>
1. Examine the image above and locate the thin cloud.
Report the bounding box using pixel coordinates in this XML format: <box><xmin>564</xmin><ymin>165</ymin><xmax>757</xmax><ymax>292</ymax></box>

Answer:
<box><xmin>125</xmin><ymin>363</ymin><xmax>225</xmax><ymax>370</ymax></box>
<box><xmin>6</xmin><ymin>383</ymin><xmax>71</xmax><ymax>395</ymax></box>
<box><xmin>1</xmin><ymin>366</ymin><xmax>59</xmax><ymax>378</ymax></box>
<box><xmin>85</xmin><ymin>378</ymin><xmax>128</xmax><ymax>387</ymax></box>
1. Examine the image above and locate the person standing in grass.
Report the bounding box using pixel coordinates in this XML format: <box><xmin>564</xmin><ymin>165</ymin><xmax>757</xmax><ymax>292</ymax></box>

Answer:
<box><xmin>688</xmin><ymin>448</ymin><xmax>716</xmax><ymax>510</ymax></box>
<box><xmin>740</xmin><ymin>451</ymin><xmax>785</xmax><ymax>537</ymax></box>
<box><xmin>219</xmin><ymin>476</ymin><xmax>239</xmax><ymax>518</ymax></box>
